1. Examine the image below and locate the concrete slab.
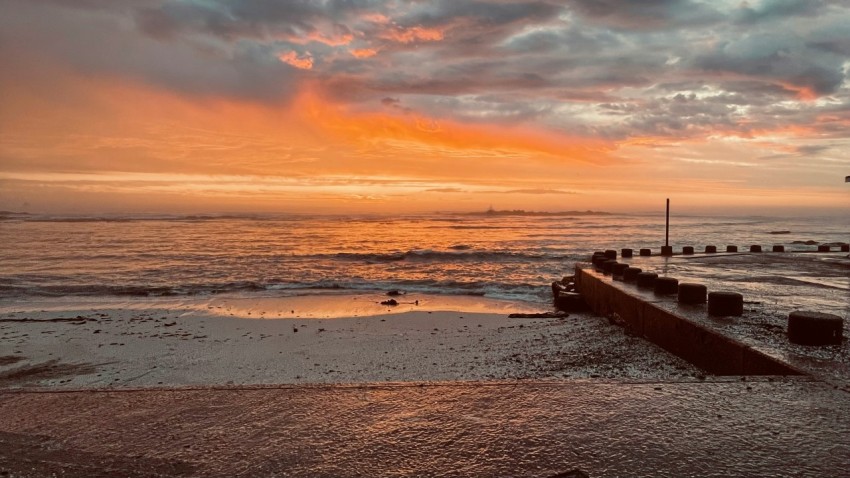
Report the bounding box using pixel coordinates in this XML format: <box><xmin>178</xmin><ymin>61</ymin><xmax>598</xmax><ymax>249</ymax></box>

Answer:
<box><xmin>1</xmin><ymin>379</ymin><xmax>848</xmax><ymax>477</ymax></box>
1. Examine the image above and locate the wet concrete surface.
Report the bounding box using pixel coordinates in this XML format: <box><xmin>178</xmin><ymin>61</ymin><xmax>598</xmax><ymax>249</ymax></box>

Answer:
<box><xmin>593</xmin><ymin>252</ymin><xmax>850</xmax><ymax>390</ymax></box>
<box><xmin>622</xmin><ymin>252</ymin><xmax>848</xmax><ymax>320</ymax></box>
<box><xmin>1</xmin><ymin>379</ymin><xmax>849</xmax><ymax>477</ymax></box>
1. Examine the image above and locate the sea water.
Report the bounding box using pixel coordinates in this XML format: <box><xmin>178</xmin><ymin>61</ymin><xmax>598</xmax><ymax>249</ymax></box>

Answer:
<box><xmin>1</xmin><ymin>211</ymin><xmax>848</xmax><ymax>306</ymax></box>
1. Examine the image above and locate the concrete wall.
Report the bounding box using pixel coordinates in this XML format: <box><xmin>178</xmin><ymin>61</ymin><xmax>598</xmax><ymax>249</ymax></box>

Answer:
<box><xmin>575</xmin><ymin>264</ymin><xmax>802</xmax><ymax>376</ymax></box>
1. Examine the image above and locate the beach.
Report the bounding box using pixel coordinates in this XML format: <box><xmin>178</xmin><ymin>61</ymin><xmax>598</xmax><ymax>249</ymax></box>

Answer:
<box><xmin>3</xmin><ymin>274</ymin><xmax>850</xmax><ymax>477</ymax></box>
<box><xmin>2</xmin><ymin>213</ymin><xmax>849</xmax><ymax>476</ymax></box>
<box><xmin>2</xmin><ymin>212</ymin><xmax>847</xmax><ymax>389</ymax></box>
<box><xmin>1</xmin><ymin>293</ymin><xmax>702</xmax><ymax>389</ymax></box>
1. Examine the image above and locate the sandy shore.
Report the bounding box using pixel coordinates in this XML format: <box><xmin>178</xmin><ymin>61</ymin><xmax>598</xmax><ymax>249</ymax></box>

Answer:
<box><xmin>0</xmin><ymin>292</ymin><xmax>702</xmax><ymax>388</ymax></box>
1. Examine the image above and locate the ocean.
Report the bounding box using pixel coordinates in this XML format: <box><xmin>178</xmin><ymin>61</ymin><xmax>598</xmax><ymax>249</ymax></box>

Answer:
<box><xmin>1</xmin><ymin>211</ymin><xmax>848</xmax><ymax>306</ymax></box>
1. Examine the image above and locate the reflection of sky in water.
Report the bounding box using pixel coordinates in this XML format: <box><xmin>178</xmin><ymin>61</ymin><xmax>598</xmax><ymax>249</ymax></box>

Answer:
<box><xmin>194</xmin><ymin>293</ymin><xmax>530</xmax><ymax>319</ymax></box>
<box><xmin>1</xmin><ymin>213</ymin><xmax>847</xmax><ymax>306</ymax></box>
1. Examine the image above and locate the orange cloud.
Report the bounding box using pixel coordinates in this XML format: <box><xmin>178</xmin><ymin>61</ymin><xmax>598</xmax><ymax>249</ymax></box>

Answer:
<box><xmin>618</xmin><ymin>121</ymin><xmax>821</xmax><ymax>154</ymax></box>
<box><xmin>294</xmin><ymin>88</ymin><xmax>613</xmax><ymax>165</ymax></box>
<box><xmin>723</xmin><ymin>123</ymin><xmax>817</xmax><ymax>140</ymax></box>
<box><xmin>379</xmin><ymin>26</ymin><xmax>445</xmax><ymax>43</ymax></box>
<box><xmin>278</xmin><ymin>51</ymin><xmax>314</xmax><ymax>70</ymax></box>
<box><xmin>779</xmin><ymin>83</ymin><xmax>818</xmax><ymax>101</ymax></box>
<box><xmin>3</xmin><ymin>57</ymin><xmax>845</xmax><ymax>215</ymax></box>
<box><xmin>282</xmin><ymin>31</ymin><xmax>354</xmax><ymax>47</ymax></box>
<box><xmin>350</xmin><ymin>48</ymin><xmax>378</xmax><ymax>58</ymax></box>
<box><xmin>362</xmin><ymin>13</ymin><xmax>390</xmax><ymax>24</ymax></box>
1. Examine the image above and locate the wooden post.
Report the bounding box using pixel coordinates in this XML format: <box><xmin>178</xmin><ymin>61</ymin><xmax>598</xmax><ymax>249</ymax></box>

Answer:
<box><xmin>661</xmin><ymin>198</ymin><xmax>673</xmax><ymax>256</ymax></box>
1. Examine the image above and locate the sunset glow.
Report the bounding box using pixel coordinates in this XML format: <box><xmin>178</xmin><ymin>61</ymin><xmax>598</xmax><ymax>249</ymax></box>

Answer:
<box><xmin>1</xmin><ymin>0</ymin><xmax>849</xmax><ymax>214</ymax></box>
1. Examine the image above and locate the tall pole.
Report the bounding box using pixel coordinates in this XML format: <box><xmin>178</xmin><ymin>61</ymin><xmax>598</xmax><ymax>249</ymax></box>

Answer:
<box><xmin>665</xmin><ymin>198</ymin><xmax>670</xmax><ymax>247</ymax></box>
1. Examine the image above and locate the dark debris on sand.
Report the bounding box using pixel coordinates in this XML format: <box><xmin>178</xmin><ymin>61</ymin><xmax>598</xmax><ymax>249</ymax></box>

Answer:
<box><xmin>0</xmin><ymin>359</ymin><xmax>98</xmax><ymax>386</ymax></box>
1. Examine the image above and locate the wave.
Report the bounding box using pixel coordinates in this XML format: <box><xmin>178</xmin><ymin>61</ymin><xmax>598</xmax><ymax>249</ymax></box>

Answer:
<box><xmin>329</xmin><ymin>249</ymin><xmax>576</xmax><ymax>263</ymax></box>
<box><xmin>0</xmin><ymin>211</ymin><xmax>32</xmax><ymax>220</ymax></box>
<box><xmin>0</xmin><ymin>281</ymin><xmax>267</xmax><ymax>298</ymax></box>
<box><xmin>0</xmin><ymin>277</ymin><xmax>552</xmax><ymax>303</ymax></box>
<box><xmin>445</xmin><ymin>225</ymin><xmax>518</xmax><ymax>230</ymax></box>
<box><xmin>0</xmin><ymin>213</ymin><xmax>303</xmax><ymax>223</ymax></box>
<box><xmin>464</xmin><ymin>209</ymin><xmax>614</xmax><ymax>217</ymax></box>
<box><xmin>0</xmin><ymin>211</ymin><xmax>623</xmax><ymax>224</ymax></box>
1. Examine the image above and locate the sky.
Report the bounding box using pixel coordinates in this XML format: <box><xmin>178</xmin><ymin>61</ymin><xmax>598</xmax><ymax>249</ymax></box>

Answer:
<box><xmin>1</xmin><ymin>0</ymin><xmax>849</xmax><ymax>215</ymax></box>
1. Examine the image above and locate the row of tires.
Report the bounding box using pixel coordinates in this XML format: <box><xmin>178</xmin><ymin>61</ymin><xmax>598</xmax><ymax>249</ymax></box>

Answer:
<box><xmin>591</xmin><ymin>252</ymin><xmax>740</xmax><ymax>312</ymax></box>
<box><xmin>613</xmin><ymin>244</ymin><xmax>849</xmax><ymax>256</ymax></box>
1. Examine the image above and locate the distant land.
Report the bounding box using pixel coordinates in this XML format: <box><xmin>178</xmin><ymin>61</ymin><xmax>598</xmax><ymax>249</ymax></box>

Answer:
<box><xmin>0</xmin><ymin>210</ymin><xmax>618</xmax><ymax>219</ymax></box>
<box><xmin>467</xmin><ymin>208</ymin><xmax>613</xmax><ymax>217</ymax></box>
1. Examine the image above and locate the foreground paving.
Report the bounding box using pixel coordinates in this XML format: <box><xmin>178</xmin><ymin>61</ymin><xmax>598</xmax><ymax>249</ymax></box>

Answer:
<box><xmin>1</xmin><ymin>378</ymin><xmax>848</xmax><ymax>477</ymax></box>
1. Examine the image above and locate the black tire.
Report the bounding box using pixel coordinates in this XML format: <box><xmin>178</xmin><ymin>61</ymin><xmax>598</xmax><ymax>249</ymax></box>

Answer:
<box><xmin>708</xmin><ymin>291</ymin><xmax>743</xmax><ymax>316</ymax></box>
<box><xmin>678</xmin><ymin>283</ymin><xmax>707</xmax><ymax>304</ymax></box>
<box><xmin>654</xmin><ymin>277</ymin><xmax>678</xmax><ymax>295</ymax></box>
<box><xmin>636</xmin><ymin>272</ymin><xmax>658</xmax><ymax>288</ymax></box>
<box><xmin>788</xmin><ymin>311</ymin><xmax>843</xmax><ymax>345</ymax></box>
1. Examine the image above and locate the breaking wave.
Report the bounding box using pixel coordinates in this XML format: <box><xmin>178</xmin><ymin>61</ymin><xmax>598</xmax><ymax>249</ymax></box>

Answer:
<box><xmin>330</xmin><ymin>250</ymin><xmax>575</xmax><ymax>263</ymax></box>
<box><xmin>0</xmin><ymin>278</ymin><xmax>552</xmax><ymax>303</ymax></box>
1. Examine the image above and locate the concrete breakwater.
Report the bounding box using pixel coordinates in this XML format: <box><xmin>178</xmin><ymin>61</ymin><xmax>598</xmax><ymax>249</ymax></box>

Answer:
<box><xmin>567</xmin><ymin>249</ymin><xmax>850</xmax><ymax>387</ymax></box>
<box><xmin>574</xmin><ymin>264</ymin><xmax>802</xmax><ymax>376</ymax></box>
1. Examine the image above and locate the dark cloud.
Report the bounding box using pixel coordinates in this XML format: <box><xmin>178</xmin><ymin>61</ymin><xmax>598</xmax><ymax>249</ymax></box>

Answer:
<box><xmin>399</xmin><ymin>1</ymin><xmax>558</xmax><ymax>27</ymax></box>
<box><xmin>732</xmin><ymin>0</ymin><xmax>836</xmax><ymax>25</ymax></box>
<box><xmin>566</xmin><ymin>0</ymin><xmax>723</xmax><ymax>30</ymax></box>
<box><xmin>26</xmin><ymin>0</ymin><xmax>138</xmax><ymax>10</ymax></box>
<box><xmin>805</xmin><ymin>20</ymin><xmax>850</xmax><ymax>55</ymax></box>
<box><xmin>796</xmin><ymin>145</ymin><xmax>831</xmax><ymax>155</ymax></box>
<box><xmin>134</xmin><ymin>0</ymin><xmax>366</xmax><ymax>41</ymax></box>
<box><xmin>625</xmin><ymin>94</ymin><xmax>739</xmax><ymax>136</ymax></box>
<box><xmin>503</xmin><ymin>26</ymin><xmax>621</xmax><ymax>55</ymax></box>
<box><xmin>379</xmin><ymin>96</ymin><xmax>412</xmax><ymax>112</ymax></box>
<box><xmin>3</xmin><ymin>0</ymin><xmax>849</xmax><ymax>145</ymax></box>
<box><xmin>0</xmin><ymin>0</ymin><xmax>303</xmax><ymax>102</ymax></box>
<box><xmin>693</xmin><ymin>35</ymin><xmax>845</xmax><ymax>96</ymax></box>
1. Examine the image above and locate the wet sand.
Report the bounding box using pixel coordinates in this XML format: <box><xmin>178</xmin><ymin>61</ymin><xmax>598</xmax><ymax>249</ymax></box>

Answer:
<box><xmin>2</xmin><ymin>379</ymin><xmax>848</xmax><ymax>477</ymax></box>
<box><xmin>0</xmin><ymin>293</ymin><xmax>702</xmax><ymax>389</ymax></box>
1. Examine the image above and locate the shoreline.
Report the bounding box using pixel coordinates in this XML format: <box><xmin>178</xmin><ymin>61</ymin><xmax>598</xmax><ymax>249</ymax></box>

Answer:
<box><xmin>0</xmin><ymin>291</ymin><xmax>539</xmax><ymax>319</ymax></box>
